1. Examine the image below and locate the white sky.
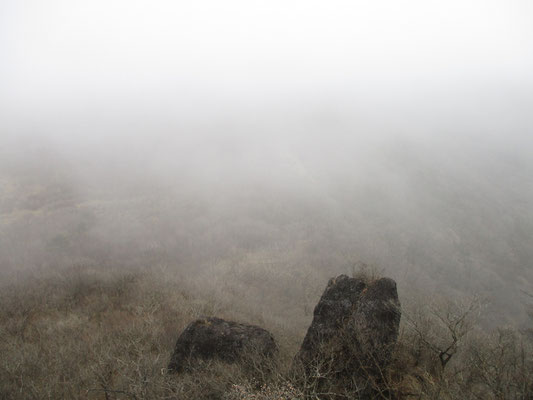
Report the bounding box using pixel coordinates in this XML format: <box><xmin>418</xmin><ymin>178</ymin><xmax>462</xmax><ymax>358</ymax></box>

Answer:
<box><xmin>1</xmin><ymin>0</ymin><xmax>533</xmax><ymax>122</ymax></box>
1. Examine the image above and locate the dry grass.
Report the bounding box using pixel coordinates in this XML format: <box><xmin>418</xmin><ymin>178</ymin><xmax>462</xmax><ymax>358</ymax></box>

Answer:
<box><xmin>0</xmin><ymin>263</ymin><xmax>310</xmax><ymax>399</ymax></box>
<box><xmin>0</xmin><ymin>264</ymin><xmax>532</xmax><ymax>399</ymax></box>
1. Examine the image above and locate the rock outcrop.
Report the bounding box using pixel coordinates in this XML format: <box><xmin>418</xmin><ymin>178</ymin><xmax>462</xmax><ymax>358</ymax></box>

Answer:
<box><xmin>294</xmin><ymin>274</ymin><xmax>401</xmax><ymax>397</ymax></box>
<box><xmin>168</xmin><ymin>317</ymin><xmax>277</xmax><ymax>373</ymax></box>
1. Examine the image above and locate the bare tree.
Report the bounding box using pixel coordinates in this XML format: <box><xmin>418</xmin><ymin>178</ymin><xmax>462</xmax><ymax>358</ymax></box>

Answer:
<box><xmin>405</xmin><ymin>296</ymin><xmax>480</xmax><ymax>371</ymax></box>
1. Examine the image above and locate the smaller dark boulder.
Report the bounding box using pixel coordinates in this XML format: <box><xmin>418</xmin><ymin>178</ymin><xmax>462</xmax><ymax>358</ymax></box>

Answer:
<box><xmin>168</xmin><ymin>317</ymin><xmax>277</xmax><ymax>373</ymax></box>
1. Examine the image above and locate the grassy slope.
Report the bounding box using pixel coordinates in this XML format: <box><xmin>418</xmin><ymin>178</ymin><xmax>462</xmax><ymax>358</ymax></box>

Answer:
<box><xmin>1</xmin><ymin>143</ymin><xmax>532</xmax><ymax>398</ymax></box>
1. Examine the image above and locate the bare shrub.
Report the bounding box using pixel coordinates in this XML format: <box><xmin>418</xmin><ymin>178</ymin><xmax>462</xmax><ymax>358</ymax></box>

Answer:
<box><xmin>404</xmin><ymin>295</ymin><xmax>480</xmax><ymax>373</ymax></box>
<box><xmin>460</xmin><ymin>328</ymin><xmax>533</xmax><ymax>399</ymax></box>
<box><xmin>350</xmin><ymin>261</ymin><xmax>383</xmax><ymax>285</ymax></box>
<box><xmin>2</xmin><ymin>263</ymin><xmax>532</xmax><ymax>400</ymax></box>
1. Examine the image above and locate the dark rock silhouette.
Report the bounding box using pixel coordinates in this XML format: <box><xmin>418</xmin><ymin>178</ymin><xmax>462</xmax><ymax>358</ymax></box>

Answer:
<box><xmin>294</xmin><ymin>274</ymin><xmax>401</xmax><ymax>397</ymax></box>
<box><xmin>297</xmin><ymin>275</ymin><xmax>367</xmax><ymax>363</ymax></box>
<box><xmin>351</xmin><ymin>277</ymin><xmax>402</xmax><ymax>367</ymax></box>
<box><xmin>168</xmin><ymin>317</ymin><xmax>277</xmax><ymax>373</ymax></box>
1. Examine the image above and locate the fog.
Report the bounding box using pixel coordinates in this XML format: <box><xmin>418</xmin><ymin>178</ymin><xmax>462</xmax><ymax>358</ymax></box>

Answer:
<box><xmin>1</xmin><ymin>0</ymin><xmax>533</xmax><ymax>327</ymax></box>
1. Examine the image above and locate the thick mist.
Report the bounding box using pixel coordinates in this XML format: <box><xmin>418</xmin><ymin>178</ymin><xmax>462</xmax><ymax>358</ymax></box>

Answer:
<box><xmin>1</xmin><ymin>0</ymin><xmax>533</xmax><ymax>328</ymax></box>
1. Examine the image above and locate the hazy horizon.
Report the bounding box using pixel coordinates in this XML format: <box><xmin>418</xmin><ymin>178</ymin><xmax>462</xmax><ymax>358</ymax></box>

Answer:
<box><xmin>1</xmin><ymin>0</ymin><xmax>533</xmax><ymax>328</ymax></box>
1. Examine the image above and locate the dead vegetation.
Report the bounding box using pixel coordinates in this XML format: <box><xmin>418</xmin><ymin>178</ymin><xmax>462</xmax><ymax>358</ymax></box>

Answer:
<box><xmin>0</xmin><ymin>264</ymin><xmax>531</xmax><ymax>399</ymax></box>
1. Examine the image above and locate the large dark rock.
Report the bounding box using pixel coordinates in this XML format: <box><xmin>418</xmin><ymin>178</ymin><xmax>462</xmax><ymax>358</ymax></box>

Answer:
<box><xmin>297</xmin><ymin>275</ymin><xmax>367</xmax><ymax>361</ymax></box>
<box><xmin>351</xmin><ymin>277</ymin><xmax>402</xmax><ymax>366</ymax></box>
<box><xmin>168</xmin><ymin>317</ymin><xmax>277</xmax><ymax>373</ymax></box>
<box><xmin>294</xmin><ymin>275</ymin><xmax>401</xmax><ymax>397</ymax></box>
